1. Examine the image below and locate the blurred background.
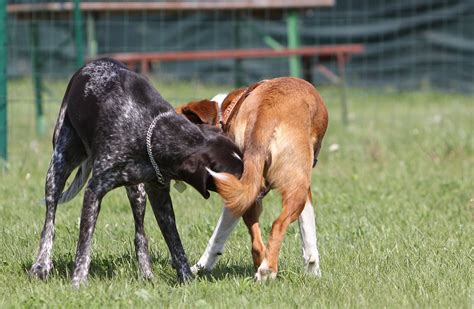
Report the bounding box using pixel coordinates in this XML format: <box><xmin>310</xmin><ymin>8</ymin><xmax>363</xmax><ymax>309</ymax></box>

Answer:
<box><xmin>0</xmin><ymin>0</ymin><xmax>472</xmax><ymax>159</ymax></box>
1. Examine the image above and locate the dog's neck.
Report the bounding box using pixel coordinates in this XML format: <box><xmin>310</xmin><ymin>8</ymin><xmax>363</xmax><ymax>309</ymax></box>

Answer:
<box><xmin>146</xmin><ymin>110</ymin><xmax>175</xmax><ymax>185</ymax></box>
<box><xmin>221</xmin><ymin>91</ymin><xmax>245</xmax><ymax>126</ymax></box>
<box><xmin>147</xmin><ymin>111</ymin><xmax>206</xmax><ymax>178</ymax></box>
<box><xmin>215</xmin><ymin>80</ymin><xmax>267</xmax><ymax>130</ymax></box>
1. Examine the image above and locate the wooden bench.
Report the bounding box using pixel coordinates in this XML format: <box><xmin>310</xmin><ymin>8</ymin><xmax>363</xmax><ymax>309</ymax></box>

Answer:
<box><xmin>103</xmin><ymin>44</ymin><xmax>364</xmax><ymax>85</ymax></box>
<box><xmin>8</xmin><ymin>1</ymin><xmax>359</xmax><ymax>125</ymax></box>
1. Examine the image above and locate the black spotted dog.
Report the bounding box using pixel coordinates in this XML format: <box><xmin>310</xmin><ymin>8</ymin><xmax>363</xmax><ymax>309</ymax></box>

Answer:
<box><xmin>29</xmin><ymin>58</ymin><xmax>243</xmax><ymax>288</ymax></box>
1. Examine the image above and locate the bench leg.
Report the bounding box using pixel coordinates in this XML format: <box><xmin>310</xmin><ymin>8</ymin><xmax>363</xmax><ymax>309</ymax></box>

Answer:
<box><xmin>140</xmin><ymin>60</ymin><xmax>150</xmax><ymax>75</ymax></box>
<box><xmin>337</xmin><ymin>53</ymin><xmax>349</xmax><ymax>126</ymax></box>
<box><xmin>302</xmin><ymin>56</ymin><xmax>313</xmax><ymax>84</ymax></box>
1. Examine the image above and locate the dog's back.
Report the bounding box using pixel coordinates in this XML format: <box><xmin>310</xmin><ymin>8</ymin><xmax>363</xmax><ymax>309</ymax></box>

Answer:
<box><xmin>51</xmin><ymin>59</ymin><xmax>160</xmax><ymax>203</ymax></box>
<box><xmin>211</xmin><ymin>77</ymin><xmax>328</xmax><ymax>216</ymax></box>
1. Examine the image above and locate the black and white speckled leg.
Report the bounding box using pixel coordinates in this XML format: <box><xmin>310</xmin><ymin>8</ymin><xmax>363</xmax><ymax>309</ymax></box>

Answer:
<box><xmin>145</xmin><ymin>183</ymin><xmax>193</xmax><ymax>283</ymax></box>
<box><xmin>30</xmin><ymin>122</ymin><xmax>85</xmax><ymax>281</ymax></box>
<box><xmin>71</xmin><ymin>178</ymin><xmax>108</xmax><ymax>288</ymax></box>
<box><xmin>29</xmin><ymin>156</ymin><xmax>70</xmax><ymax>280</ymax></box>
<box><xmin>126</xmin><ymin>184</ymin><xmax>154</xmax><ymax>279</ymax></box>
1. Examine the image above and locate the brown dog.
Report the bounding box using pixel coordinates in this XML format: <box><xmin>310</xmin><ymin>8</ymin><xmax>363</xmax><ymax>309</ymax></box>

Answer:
<box><xmin>177</xmin><ymin>77</ymin><xmax>328</xmax><ymax>281</ymax></box>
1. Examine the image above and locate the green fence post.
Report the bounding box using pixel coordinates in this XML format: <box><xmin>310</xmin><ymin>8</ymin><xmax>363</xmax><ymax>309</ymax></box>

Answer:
<box><xmin>0</xmin><ymin>0</ymin><xmax>7</xmax><ymax>162</ymax></box>
<box><xmin>86</xmin><ymin>12</ymin><xmax>97</xmax><ymax>58</ymax></box>
<box><xmin>74</xmin><ymin>0</ymin><xmax>85</xmax><ymax>68</ymax></box>
<box><xmin>287</xmin><ymin>10</ymin><xmax>302</xmax><ymax>78</ymax></box>
<box><xmin>30</xmin><ymin>22</ymin><xmax>45</xmax><ymax>136</ymax></box>
<box><xmin>337</xmin><ymin>55</ymin><xmax>349</xmax><ymax>126</ymax></box>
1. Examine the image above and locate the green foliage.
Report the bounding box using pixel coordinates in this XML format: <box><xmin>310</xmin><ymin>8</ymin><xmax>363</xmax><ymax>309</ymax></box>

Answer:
<box><xmin>0</xmin><ymin>81</ymin><xmax>472</xmax><ymax>307</ymax></box>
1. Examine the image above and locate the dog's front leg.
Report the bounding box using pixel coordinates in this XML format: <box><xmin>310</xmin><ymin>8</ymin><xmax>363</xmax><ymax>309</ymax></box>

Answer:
<box><xmin>71</xmin><ymin>180</ymin><xmax>106</xmax><ymax>288</ymax></box>
<box><xmin>126</xmin><ymin>184</ymin><xmax>153</xmax><ymax>279</ymax></box>
<box><xmin>191</xmin><ymin>206</ymin><xmax>239</xmax><ymax>275</ymax></box>
<box><xmin>145</xmin><ymin>183</ymin><xmax>193</xmax><ymax>283</ymax></box>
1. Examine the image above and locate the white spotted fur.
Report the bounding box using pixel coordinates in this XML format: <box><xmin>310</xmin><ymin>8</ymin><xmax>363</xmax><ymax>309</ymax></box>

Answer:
<box><xmin>81</xmin><ymin>61</ymin><xmax>121</xmax><ymax>98</ymax></box>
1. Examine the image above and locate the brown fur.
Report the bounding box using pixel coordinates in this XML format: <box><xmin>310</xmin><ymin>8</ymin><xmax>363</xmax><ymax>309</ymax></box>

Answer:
<box><xmin>177</xmin><ymin>77</ymin><xmax>328</xmax><ymax>275</ymax></box>
<box><xmin>176</xmin><ymin>99</ymin><xmax>219</xmax><ymax>126</ymax></box>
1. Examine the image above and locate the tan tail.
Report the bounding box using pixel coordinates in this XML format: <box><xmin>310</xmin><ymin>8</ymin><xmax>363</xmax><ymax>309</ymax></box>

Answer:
<box><xmin>208</xmin><ymin>119</ymin><xmax>276</xmax><ymax>217</ymax></box>
<box><xmin>207</xmin><ymin>156</ymin><xmax>265</xmax><ymax>217</ymax></box>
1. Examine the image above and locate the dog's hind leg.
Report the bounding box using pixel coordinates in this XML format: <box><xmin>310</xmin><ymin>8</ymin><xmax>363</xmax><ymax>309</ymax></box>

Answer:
<box><xmin>255</xmin><ymin>187</ymin><xmax>308</xmax><ymax>282</ymax></box>
<box><xmin>30</xmin><ymin>120</ymin><xmax>86</xmax><ymax>280</ymax></box>
<box><xmin>126</xmin><ymin>184</ymin><xmax>153</xmax><ymax>279</ymax></box>
<box><xmin>298</xmin><ymin>189</ymin><xmax>321</xmax><ymax>277</ymax></box>
<box><xmin>191</xmin><ymin>207</ymin><xmax>239</xmax><ymax>275</ymax></box>
<box><xmin>243</xmin><ymin>201</ymin><xmax>266</xmax><ymax>270</ymax></box>
<box><xmin>145</xmin><ymin>183</ymin><xmax>193</xmax><ymax>283</ymax></box>
<box><xmin>71</xmin><ymin>176</ymin><xmax>111</xmax><ymax>288</ymax></box>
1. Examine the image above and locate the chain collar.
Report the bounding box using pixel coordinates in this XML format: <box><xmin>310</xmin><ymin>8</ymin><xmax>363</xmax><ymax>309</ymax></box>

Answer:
<box><xmin>146</xmin><ymin>110</ymin><xmax>174</xmax><ymax>186</ymax></box>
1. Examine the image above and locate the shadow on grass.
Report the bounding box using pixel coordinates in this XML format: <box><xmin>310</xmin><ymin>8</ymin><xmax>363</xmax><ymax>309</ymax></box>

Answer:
<box><xmin>22</xmin><ymin>253</ymin><xmax>254</xmax><ymax>285</ymax></box>
<box><xmin>195</xmin><ymin>262</ymin><xmax>255</xmax><ymax>282</ymax></box>
<box><xmin>22</xmin><ymin>253</ymin><xmax>168</xmax><ymax>281</ymax></box>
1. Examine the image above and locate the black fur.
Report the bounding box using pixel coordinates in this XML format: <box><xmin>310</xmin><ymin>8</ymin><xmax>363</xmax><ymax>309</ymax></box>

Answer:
<box><xmin>29</xmin><ymin>58</ymin><xmax>243</xmax><ymax>287</ymax></box>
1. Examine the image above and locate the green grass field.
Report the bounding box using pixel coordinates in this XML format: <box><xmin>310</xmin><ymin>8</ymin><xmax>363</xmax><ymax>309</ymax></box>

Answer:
<box><xmin>0</xmin><ymin>79</ymin><xmax>472</xmax><ymax>308</ymax></box>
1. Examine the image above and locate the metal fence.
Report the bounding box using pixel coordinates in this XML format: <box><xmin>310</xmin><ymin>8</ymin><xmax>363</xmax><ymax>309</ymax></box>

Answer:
<box><xmin>1</xmin><ymin>0</ymin><xmax>473</xmax><ymax>161</ymax></box>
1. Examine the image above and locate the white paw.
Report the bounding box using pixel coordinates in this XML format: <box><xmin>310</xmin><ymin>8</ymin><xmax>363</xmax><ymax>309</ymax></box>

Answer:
<box><xmin>304</xmin><ymin>254</ymin><xmax>321</xmax><ymax>277</ymax></box>
<box><xmin>254</xmin><ymin>260</ymin><xmax>277</xmax><ymax>282</ymax></box>
<box><xmin>306</xmin><ymin>261</ymin><xmax>322</xmax><ymax>277</ymax></box>
<box><xmin>191</xmin><ymin>264</ymin><xmax>205</xmax><ymax>276</ymax></box>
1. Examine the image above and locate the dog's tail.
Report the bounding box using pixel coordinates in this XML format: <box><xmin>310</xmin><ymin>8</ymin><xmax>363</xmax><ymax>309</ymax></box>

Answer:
<box><xmin>52</xmin><ymin>71</ymin><xmax>80</xmax><ymax>147</ymax></box>
<box><xmin>57</xmin><ymin>159</ymin><xmax>92</xmax><ymax>204</ymax></box>
<box><xmin>50</xmin><ymin>71</ymin><xmax>92</xmax><ymax>205</ymax></box>
<box><xmin>207</xmin><ymin>122</ymin><xmax>275</xmax><ymax>218</ymax></box>
<box><xmin>207</xmin><ymin>158</ymin><xmax>264</xmax><ymax>217</ymax></box>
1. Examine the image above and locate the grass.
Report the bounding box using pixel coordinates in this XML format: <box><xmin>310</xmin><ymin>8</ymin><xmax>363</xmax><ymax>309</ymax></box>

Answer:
<box><xmin>0</xmin><ymin>79</ymin><xmax>472</xmax><ymax>308</ymax></box>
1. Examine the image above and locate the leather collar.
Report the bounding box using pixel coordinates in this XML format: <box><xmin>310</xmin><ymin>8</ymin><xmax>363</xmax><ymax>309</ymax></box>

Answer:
<box><xmin>219</xmin><ymin>80</ymin><xmax>267</xmax><ymax>131</ymax></box>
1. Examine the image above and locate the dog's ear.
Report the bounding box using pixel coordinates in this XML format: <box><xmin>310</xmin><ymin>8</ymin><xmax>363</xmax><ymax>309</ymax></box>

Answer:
<box><xmin>176</xmin><ymin>100</ymin><xmax>218</xmax><ymax>126</ymax></box>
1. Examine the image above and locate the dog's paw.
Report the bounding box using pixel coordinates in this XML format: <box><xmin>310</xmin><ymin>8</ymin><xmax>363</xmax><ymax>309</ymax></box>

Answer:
<box><xmin>137</xmin><ymin>260</ymin><xmax>154</xmax><ymax>280</ymax></box>
<box><xmin>173</xmin><ymin>263</ymin><xmax>194</xmax><ymax>284</ymax></box>
<box><xmin>29</xmin><ymin>262</ymin><xmax>53</xmax><ymax>280</ymax></box>
<box><xmin>141</xmin><ymin>269</ymin><xmax>154</xmax><ymax>280</ymax></box>
<box><xmin>190</xmin><ymin>264</ymin><xmax>201</xmax><ymax>276</ymax></box>
<box><xmin>304</xmin><ymin>255</ymin><xmax>322</xmax><ymax>277</ymax></box>
<box><xmin>177</xmin><ymin>270</ymin><xmax>194</xmax><ymax>284</ymax></box>
<box><xmin>254</xmin><ymin>260</ymin><xmax>277</xmax><ymax>283</ymax></box>
<box><xmin>191</xmin><ymin>263</ymin><xmax>211</xmax><ymax>276</ymax></box>
<box><xmin>71</xmin><ymin>277</ymin><xmax>88</xmax><ymax>289</ymax></box>
<box><xmin>305</xmin><ymin>261</ymin><xmax>322</xmax><ymax>277</ymax></box>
